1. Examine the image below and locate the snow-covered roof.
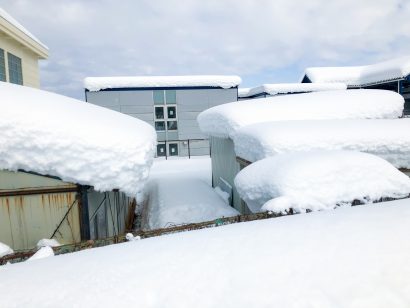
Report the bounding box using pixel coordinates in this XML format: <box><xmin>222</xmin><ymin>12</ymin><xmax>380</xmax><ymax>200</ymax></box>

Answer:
<box><xmin>303</xmin><ymin>56</ymin><xmax>410</xmax><ymax>87</ymax></box>
<box><xmin>0</xmin><ymin>82</ymin><xmax>156</xmax><ymax>196</ymax></box>
<box><xmin>0</xmin><ymin>7</ymin><xmax>48</xmax><ymax>52</ymax></box>
<box><xmin>235</xmin><ymin>151</ymin><xmax>410</xmax><ymax>213</ymax></box>
<box><xmin>234</xmin><ymin>118</ymin><xmax>410</xmax><ymax>167</ymax></box>
<box><xmin>238</xmin><ymin>82</ymin><xmax>347</xmax><ymax>98</ymax></box>
<box><xmin>197</xmin><ymin>89</ymin><xmax>404</xmax><ymax>139</ymax></box>
<box><xmin>84</xmin><ymin>75</ymin><xmax>242</xmax><ymax>91</ymax></box>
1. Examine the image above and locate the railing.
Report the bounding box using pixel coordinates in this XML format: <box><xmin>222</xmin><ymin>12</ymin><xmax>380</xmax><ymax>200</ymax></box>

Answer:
<box><xmin>156</xmin><ymin>138</ymin><xmax>211</xmax><ymax>159</ymax></box>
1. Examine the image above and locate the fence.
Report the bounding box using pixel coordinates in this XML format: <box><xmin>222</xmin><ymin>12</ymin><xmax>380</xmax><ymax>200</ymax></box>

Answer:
<box><xmin>156</xmin><ymin>138</ymin><xmax>211</xmax><ymax>159</ymax></box>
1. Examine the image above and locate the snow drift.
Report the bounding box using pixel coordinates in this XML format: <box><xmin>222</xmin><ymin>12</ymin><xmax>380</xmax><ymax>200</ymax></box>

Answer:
<box><xmin>0</xmin><ymin>82</ymin><xmax>156</xmax><ymax>196</ymax></box>
<box><xmin>197</xmin><ymin>89</ymin><xmax>404</xmax><ymax>138</ymax></box>
<box><xmin>235</xmin><ymin>151</ymin><xmax>410</xmax><ymax>213</ymax></box>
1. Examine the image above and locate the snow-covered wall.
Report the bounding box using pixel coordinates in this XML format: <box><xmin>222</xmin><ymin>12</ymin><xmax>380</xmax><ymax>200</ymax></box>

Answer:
<box><xmin>0</xmin><ymin>82</ymin><xmax>156</xmax><ymax>196</ymax></box>
<box><xmin>234</xmin><ymin>118</ymin><xmax>410</xmax><ymax>167</ymax></box>
<box><xmin>84</xmin><ymin>75</ymin><xmax>242</xmax><ymax>91</ymax></box>
<box><xmin>198</xmin><ymin>89</ymin><xmax>404</xmax><ymax>139</ymax></box>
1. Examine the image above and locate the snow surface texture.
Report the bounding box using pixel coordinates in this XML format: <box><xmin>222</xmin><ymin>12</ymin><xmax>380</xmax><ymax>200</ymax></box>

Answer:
<box><xmin>145</xmin><ymin>157</ymin><xmax>238</xmax><ymax>229</ymax></box>
<box><xmin>84</xmin><ymin>75</ymin><xmax>242</xmax><ymax>91</ymax></box>
<box><xmin>235</xmin><ymin>151</ymin><xmax>410</xmax><ymax>213</ymax></box>
<box><xmin>303</xmin><ymin>55</ymin><xmax>410</xmax><ymax>86</ymax></box>
<box><xmin>234</xmin><ymin>118</ymin><xmax>410</xmax><ymax>166</ymax></box>
<box><xmin>0</xmin><ymin>242</ymin><xmax>13</xmax><ymax>258</ymax></box>
<box><xmin>0</xmin><ymin>82</ymin><xmax>156</xmax><ymax>196</ymax></box>
<box><xmin>36</xmin><ymin>239</ymin><xmax>60</xmax><ymax>249</ymax></box>
<box><xmin>197</xmin><ymin>89</ymin><xmax>404</xmax><ymax>139</ymax></box>
<box><xmin>1</xmin><ymin>199</ymin><xmax>410</xmax><ymax>307</ymax></box>
<box><xmin>238</xmin><ymin>82</ymin><xmax>347</xmax><ymax>98</ymax></box>
<box><xmin>27</xmin><ymin>247</ymin><xmax>54</xmax><ymax>261</ymax></box>
<box><xmin>0</xmin><ymin>8</ymin><xmax>48</xmax><ymax>50</ymax></box>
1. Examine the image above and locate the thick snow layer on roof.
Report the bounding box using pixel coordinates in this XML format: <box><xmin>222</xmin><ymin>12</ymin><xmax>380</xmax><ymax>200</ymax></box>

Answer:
<box><xmin>0</xmin><ymin>7</ymin><xmax>48</xmax><ymax>50</ymax></box>
<box><xmin>2</xmin><ymin>198</ymin><xmax>410</xmax><ymax>307</ymax></box>
<box><xmin>238</xmin><ymin>82</ymin><xmax>347</xmax><ymax>97</ymax></box>
<box><xmin>234</xmin><ymin>118</ymin><xmax>410</xmax><ymax>166</ymax></box>
<box><xmin>235</xmin><ymin>151</ymin><xmax>410</xmax><ymax>213</ymax></box>
<box><xmin>84</xmin><ymin>75</ymin><xmax>242</xmax><ymax>91</ymax></box>
<box><xmin>237</xmin><ymin>87</ymin><xmax>251</xmax><ymax>97</ymax></box>
<box><xmin>303</xmin><ymin>56</ymin><xmax>410</xmax><ymax>86</ymax></box>
<box><xmin>0</xmin><ymin>82</ymin><xmax>156</xmax><ymax>196</ymax></box>
<box><xmin>198</xmin><ymin>89</ymin><xmax>404</xmax><ymax>138</ymax></box>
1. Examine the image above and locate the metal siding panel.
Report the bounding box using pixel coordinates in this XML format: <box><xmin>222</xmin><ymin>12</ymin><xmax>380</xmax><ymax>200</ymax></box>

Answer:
<box><xmin>120</xmin><ymin>105</ymin><xmax>153</xmax><ymax>114</ymax></box>
<box><xmin>207</xmin><ymin>88</ymin><xmax>237</xmax><ymax>106</ymax></box>
<box><xmin>86</xmin><ymin>91</ymin><xmax>120</xmax><ymax>107</ymax></box>
<box><xmin>128</xmin><ymin>113</ymin><xmax>154</xmax><ymax>122</ymax></box>
<box><xmin>119</xmin><ymin>90</ymin><xmax>153</xmax><ymax>105</ymax></box>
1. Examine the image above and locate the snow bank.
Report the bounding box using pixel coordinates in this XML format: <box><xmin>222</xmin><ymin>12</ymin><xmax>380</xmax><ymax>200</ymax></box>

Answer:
<box><xmin>27</xmin><ymin>247</ymin><xmax>54</xmax><ymax>261</ymax></box>
<box><xmin>235</xmin><ymin>151</ymin><xmax>410</xmax><ymax>213</ymax></box>
<box><xmin>238</xmin><ymin>87</ymin><xmax>251</xmax><ymax>97</ymax></box>
<box><xmin>84</xmin><ymin>75</ymin><xmax>241</xmax><ymax>91</ymax></box>
<box><xmin>238</xmin><ymin>82</ymin><xmax>347</xmax><ymax>98</ymax></box>
<box><xmin>303</xmin><ymin>56</ymin><xmax>410</xmax><ymax>86</ymax></box>
<box><xmin>36</xmin><ymin>239</ymin><xmax>60</xmax><ymax>249</ymax></box>
<box><xmin>0</xmin><ymin>82</ymin><xmax>156</xmax><ymax>196</ymax></box>
<box><xmin>0</xmin><ymin>8</ymin><xmax>48</xmax><ymax>50</ymax></box>
<box><xmin>1</xmin><ymin>199</ymin><xmax>410</xmax><ymax>307</ymax></box>
<box><xmin>234</xmin><ymin>118</ymin><xmax>410</xmax><ymax>166</ymax></box>
<box><xmin>197</xmin><ymin>89</ymin><xmax>403</xmax><ymax>138</ymax></box>
<box><xmin>0</xmin><ymin>242</ymin><xmax>13</xmax><ymax>258</ymax></box>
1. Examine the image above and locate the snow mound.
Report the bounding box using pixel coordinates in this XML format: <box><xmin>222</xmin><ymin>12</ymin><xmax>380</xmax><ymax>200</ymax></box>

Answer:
<box><xmin>198</xmin><ymin>89</ymin><xmax>403</xmax><ymax>138</ymax></box>
<box><xmin>0</xmin><ymin>82</ymin><xmax>156</xmax><ymax>196</ymax></box>
<box><xmin>303</xmin><ymin>56</ymin><xmax>410</xmax><ymax>86</ymax></box>
<box><xmin>238</xmin><ymin>82</ymin><xmax>347</xmax><ymax>98</ymax></box>
<box><xmin>27</xmin><ymin>246</ymin><xmax>54</xmax><ymax>261</ymax></box>
<box><xmin>234</xmin><ymin>118</ymin><xmax>410</xmax><ymax>166</ymax></box>
<box><xmin>235</xmin><ymin>151</ymin><xmax>410</xmax><ymax>213</ymax></box>
<box><xmin>0</xmin><ymin>242</ymin><xmax>13</xmax><ymax>258</ymax></box>
<box><xmin>84</xmin><ymin>75</ymin><xmax>241</xmax><ymax>91</ymax></box>
<box><xmin>36</xmin><ymin>239</ymin><xmax>61</xmax><ymax>248</ymax></box>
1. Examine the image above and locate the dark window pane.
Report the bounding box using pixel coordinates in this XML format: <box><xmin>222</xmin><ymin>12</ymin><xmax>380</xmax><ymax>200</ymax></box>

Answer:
<box><xmin>155</xmin><ymin>106</ymin><xmax>164</xmax><ymax>119</ymax></box>
<box><xmin>155</xmin><ymin>121</ymin><xmax>165</xmax><ymax>131</ymax></box>
<box><xmin>167</xmin><ymin>121</ymin><xmax>178</xmax><ymax>131</ymax></box>
<box><xmin>169</xmin><ymin>143</ymin><xmax>178</xmax><ymax>156</ymax></box>
<box><xmin>0</xmin><ymin>49</ymin><xmax>5</xmax><ymax>82</ymax></box>
<box><xmin>165</xmin><ymin>90</ymin><xmax>176</xmax><ymax>104</ymax></box>
<box><xmin>7</xmin><ymin>53</ymin><xmax>23</xmax><ymax>85</ymax></box>
<box><xmin>157</xmin><ymin>144</ymin><xmax>166</xmax><ymax>157</ymax></box>
<box><xmin>153</xmin><ymin>90</ymin><xmax>164</xmax><ymax>104</ymax></box>
<box><xmin>167</xmin><ymin>106</ymin><xmax>176</xmax><ymax>119</ymax></box>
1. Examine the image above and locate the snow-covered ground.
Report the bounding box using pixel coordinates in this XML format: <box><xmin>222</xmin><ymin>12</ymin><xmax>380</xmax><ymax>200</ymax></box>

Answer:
<box><xmin>144</xmin><ymin>156</ymin><xmax>238</xmax><ymax>229</ymax></box>
<box><xmin>1</xmin><ymin>199</ymin><xmax>410</xmax><ymax>307</ymax></box>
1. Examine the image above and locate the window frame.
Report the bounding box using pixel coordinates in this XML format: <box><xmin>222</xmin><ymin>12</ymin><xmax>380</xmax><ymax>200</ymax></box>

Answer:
<box><xmin>7</xmin><ymin>52</ymin><xmax>23</xmax><ymax>85</ymax></box>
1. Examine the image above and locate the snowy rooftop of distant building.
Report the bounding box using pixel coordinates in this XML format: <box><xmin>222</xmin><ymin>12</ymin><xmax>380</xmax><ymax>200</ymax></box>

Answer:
<box><xmin>0</xmin><ymin>82</ymin><xmax>156</xmax><ymax>196</ymax></box>
<box><xmin>303</xmin><ymin>56</ymin><xmax>410</xmax><ymax>87</ymax></box>
<box><xmin>238</xmin><ymin>83</ymin><xmax>347</xmax><ymax>98</ymax></box>
<box><xmin>197</xmin><ymin>89</ymin><xmax>404</xmax><ymax>139</ymax></box>
<box><xmin>84</xmin><ymin>75</ymin><xmax>242</xmax><ymax>91</ymax></box>
<box><xmin>234</xmin><ymin>118</ymin><xmax>410</xmax><ymax>167</ymax></box>
<box><xmin>0</xmin><ymin>7</ymin><xmax>48</xmax><ymax>51</ymax></box>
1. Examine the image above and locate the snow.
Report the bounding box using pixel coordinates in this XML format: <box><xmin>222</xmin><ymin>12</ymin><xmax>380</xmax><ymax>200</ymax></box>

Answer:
<box><xmin>235</xmin><ymin>151</ymin><xmax>410</xmax><ymax>213</ymax></box>
<box><xmin>238</xmin><ymin>82</ymin><xmax>347</xmax><ymax>98</ymax></box>
<box><xmin>84</xmin><ymin>75</ymin><xmax>242</xmax><ymax>91</ymax></box>
<box><xmin>237</xmin><ymin>87</ymin><xmax>251</xmax><ymax>97</ymax></box>
<box><xmin>1</xmin><ymin>198</ymin><xmax>410</xmax><ymax>307</ymax></box>
<box><xmin>214</xmin><ymin>186</ymin><xmax>230</xmax><ymax>204</ymax></box>
<box><xmin>0</xmin><ymin>82</ymin><xmax>156</xmax><ymax>196</ymax></box>
<box><xmin>234</xmin><ymin>118</ymin><xmax>410</xmax><ymax>166</ymax></box>
<box><xmin>27</xmin><ymin>247</ymin><xmax>54</xmax><ymax>262</ymax></box>
<box><xmin>0</xmin><ymin>242</ymin><xmax>13</xmax><ymax>258</ymax></box>
<box><xmin>197</xmin><ymin>89</ymin><xmax>404</xmax><ymax>139</ymax></box>
<box><xmin>0</xmin><ymin>7</ymin><xmax>48</xmax><ymax>50</ymax></box>
<box><xmin>303</xmin><ymin>55</ymin><xmax>410</xmax><ymax>86</ymax></box>
<box><xmin>36</xmin><ymin>239</ymin><xmax>60</xmax><ymax>249</ymax></box>
<box><xmin>144</xmin><ymin>157</ymin><xmax>238</xmax><ymax>229</ymax></box>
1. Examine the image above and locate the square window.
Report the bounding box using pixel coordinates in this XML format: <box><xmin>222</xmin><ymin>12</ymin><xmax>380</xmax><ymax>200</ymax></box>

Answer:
<box><xmin>155</xmin><ymin>121</ymin><xmax>165</xmax><ymax>131</ymax></box>
<box><xmin>167</xmin><ymin>121</ymin><xmax>178</xmax><ymax>131</ymax></box>
<box><xmin>167</xmin><ymin>106</ymin><xmax>176</xmax><ymax>119</ymax></box>
<box><xmin>165</xmin><ymin>90</ymin><xmax>176</xmax><ymax>104</ymax></box>
<box><xmin>7</xmin><ymin>53</ymin><xmax>22</xmax><ymax>85</ymax></box>
<box><xmin>0</xmin><ymin>49</ymin><xmax>5</xmax><ymax>82</ymax></box>
<box><xmin>169</xmin><ymin>143</ymin><xmax>178</xmax><ymax>156</ymax></box>
<box><xmin>153</xmin><ymin>90</ymin><xmax>164</xmax><ymax>104</ymax></box>
<box><xmin>155</xmin><ymin>106</ymin><xmax>164</xmax><ymax>119</ymax></box>
<box><xmin>157</xmin><ymin>144</ymin><xmax>166</xmax><ymax>157</ymax></box>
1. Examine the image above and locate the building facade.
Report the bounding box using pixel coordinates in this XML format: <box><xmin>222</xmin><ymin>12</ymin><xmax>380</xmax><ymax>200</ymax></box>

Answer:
<box><xmin>85</xmin><ymin>76</ymin><xmax>240</xmax><ymax>157</ymax></box>
<box><xmin>0</xmin><ymin>8</ymin><xmax>48</xmax><ymax>88</ymax></box>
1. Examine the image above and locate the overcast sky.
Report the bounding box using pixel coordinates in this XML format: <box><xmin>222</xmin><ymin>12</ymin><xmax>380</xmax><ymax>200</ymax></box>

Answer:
<box><xmin>1</xmin><ymin>0</ymin><xmax>410</xmax><ymax>99</ymax></box>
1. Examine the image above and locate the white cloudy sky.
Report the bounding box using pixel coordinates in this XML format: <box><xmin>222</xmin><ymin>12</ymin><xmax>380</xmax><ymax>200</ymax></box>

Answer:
<box><xmin>1</xmin><ymin>0</ymin><xmax>410</xmax><ymax>99</ymax></box>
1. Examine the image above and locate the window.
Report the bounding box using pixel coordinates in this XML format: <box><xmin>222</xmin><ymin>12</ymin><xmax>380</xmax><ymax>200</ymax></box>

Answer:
<box><xmin>169</xmin><ymin>143</ymin><xmax>178</xmax><ymax>156</ymax></box>
<box><xmin>165</xmin><ymin>90</ymin><xmax>176</xmax><ymax>104</ymax></box>
<box><xmin>0</xmin><ymin>49</ymin><xmax>5</xmax><ymax>82</ymax></box>
<box><xmin>167</xmin><ymin>120</ymin><xmax>178</xmax><ymax>131</ymax></box>
<box><xmin>153</xmin><ymin>90</ymin><xmax>178</xmax><ymax>132</ymax></box>
<box><xmin>157</xmin><ymin>144</ymin><xmax>166</xmax><ymax>157</ymax></box>
<box><xmin>167</xmin><ymin>106</ymin><xmax>176</xmax><ymax>119</ymax></box>
<box><xmin>153</xmin><ymin>90</ymin><xmax>165</xmax><ymax>104</ymax></box>
<box><xmin>155</xmin><ymin>121</ymin><xmax>165</xmax><ymax>131</ymax></box>
<box><xmin>8</xmin><ymin>53</ymin><xmax>23</xmax><ymax>85</ymax></box>
<box><xmin>155</xmin><ymin>106</ymin><xmax>165</xmax><ymax>119</ymax></box>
